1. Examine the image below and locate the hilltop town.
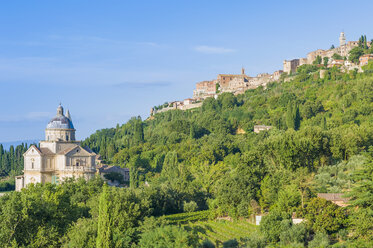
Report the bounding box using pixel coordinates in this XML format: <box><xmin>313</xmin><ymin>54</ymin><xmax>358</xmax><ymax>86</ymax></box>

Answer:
<box><xmin>151</xmin><ymin>32</ymin><xmax>373</xmax><ymax>115</ymax></box>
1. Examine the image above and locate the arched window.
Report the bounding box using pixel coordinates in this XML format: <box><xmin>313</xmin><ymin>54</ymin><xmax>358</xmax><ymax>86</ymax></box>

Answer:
<box><xmin>66</xmin><ymin>135</ymin><xmax>69</xmax><ymax>141</ymax></box>
<box><xmin>31</xmin><ymin>159</ymin><xmax>35</xmax><ymax>169</ymax></box>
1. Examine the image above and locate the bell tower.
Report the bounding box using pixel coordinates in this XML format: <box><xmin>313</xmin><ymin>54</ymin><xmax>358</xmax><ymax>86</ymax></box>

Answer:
<box><xmin>339</xmin><ymin>32</ymin><xmax>346</xmax><ymax>47</ymax></box>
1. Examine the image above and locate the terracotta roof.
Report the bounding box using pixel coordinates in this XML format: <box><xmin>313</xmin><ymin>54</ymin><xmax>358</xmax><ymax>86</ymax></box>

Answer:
<box><xmin>58</xmin><ymin>145</ymin><xmax>79</xmax><ymax>155</ymax></box>
<box><xmin>39</xmin><ymin>148</ymin><xmax>54</xmax><ymax>155</ymax></box>
<box><xmin>83</xmin><ymin>146</ymin><xmax>95</xmax><ymax>154</ymax></box>
<box><xmin>360</xmin><ymin>54</ymin><xmax>373</xmax><ymax>58</ymax></box>
<box><xmin>317</xmin><ymin>193</ymin><xmax>349</xmax><ymax>202</ymax></box>
<box><xmin>26</xmin><ymin>145</ymin><xmax>42</xmax><ymax>155</ymax></box>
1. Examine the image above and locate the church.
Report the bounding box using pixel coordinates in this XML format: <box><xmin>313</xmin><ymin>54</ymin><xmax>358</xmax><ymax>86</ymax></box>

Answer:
<box><xmin>15</xmin><ymin>104</ymin><xmax>97</xmax><ymax>191</ymax></box>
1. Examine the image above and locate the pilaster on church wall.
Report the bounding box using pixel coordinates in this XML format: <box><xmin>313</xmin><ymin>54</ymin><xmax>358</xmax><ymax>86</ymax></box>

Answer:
<box><xmin>56</xmin><ymin>155</ymin><xmax>66</xmax><ymax>171</ymax></box>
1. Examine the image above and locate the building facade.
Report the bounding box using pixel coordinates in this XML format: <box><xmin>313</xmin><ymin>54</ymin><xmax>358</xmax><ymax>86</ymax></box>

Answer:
<box><xmin>15</xmin><ymin>105</ymin><xmax>97</xmax><ymax>191</ymax></box>
<box><xmin>359</xmin><ymin>54</ymin><xmax>373</xmax><ymax>66</ymax></box>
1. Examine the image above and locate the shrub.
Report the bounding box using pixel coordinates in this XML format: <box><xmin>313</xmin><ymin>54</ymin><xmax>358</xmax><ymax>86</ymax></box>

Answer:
<box><xmin>308</xmin><ymin>233</ymin><xmax>330</xmax><ymax>248</ymax></box>
<box><xmin>183</xmin><ymin>201</ymin><xmax>198</xmax><ymax>213</ymax></box>
<box><xmin>139</xmin><ymin>225</ymin><xmax>199</xmax><ymax>248</ymax></box>
<box><xmin>260</xmin><ymin>210</ymin><xmax>291</xmax><ymax>243</ymax></box>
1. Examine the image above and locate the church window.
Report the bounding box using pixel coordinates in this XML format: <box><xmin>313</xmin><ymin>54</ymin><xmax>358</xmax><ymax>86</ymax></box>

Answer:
<box><xmin>31</xmin><ymin>159</ymin><xmax>35</xmax><ymax>169</ymax></box>
<box><xmin>66</xmin><ymin>135</ymin><xmax>69</xmax><ymax>141</ymax></box>
<box><xmin>52</xmin><ymin>175</ymin><xmax>59</xmax><ymax>185</ymax></box>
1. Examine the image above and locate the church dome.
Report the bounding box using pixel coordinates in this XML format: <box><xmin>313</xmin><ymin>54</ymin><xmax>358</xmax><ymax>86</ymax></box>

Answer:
<box><xmin>46</xmin><ymin>115</ymin><xmax>74</xmax><ymax>129</ymax></box>
<box><xmin>46</xmin><ymin>104</ymin><xmax>75</xmax><ymax>130</ymax></box>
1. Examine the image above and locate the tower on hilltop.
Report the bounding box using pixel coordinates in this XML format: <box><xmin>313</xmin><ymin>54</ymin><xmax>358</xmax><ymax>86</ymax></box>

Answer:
<box><xmin>339</xmin><ymin>32</ymin><xmax>346</xmax><ymax>47</ymax></box>
<box><xmin>241</xmin><ymin>67</ymin><xmax>245</xmax><ymax>75</ymax></box>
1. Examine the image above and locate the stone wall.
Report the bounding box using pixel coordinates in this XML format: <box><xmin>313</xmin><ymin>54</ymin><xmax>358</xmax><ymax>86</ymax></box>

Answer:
<box><xmin>283</xmin><ymin>59</ymin><xmax>299</xmax><ymax>74</ymax></box>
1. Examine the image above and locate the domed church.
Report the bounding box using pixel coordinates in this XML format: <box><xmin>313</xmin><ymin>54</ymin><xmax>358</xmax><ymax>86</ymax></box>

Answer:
<box><xmin>15</xmin><ymin>105</ymin><xmax>97</xmax><ymax>191</ymax></box>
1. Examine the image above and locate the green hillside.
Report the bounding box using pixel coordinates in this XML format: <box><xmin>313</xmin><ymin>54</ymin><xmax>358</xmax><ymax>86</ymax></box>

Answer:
<box><xmin>0</xmin><ymin>63</ymin><xmax>373</xmax><ymax>247</ymax></box>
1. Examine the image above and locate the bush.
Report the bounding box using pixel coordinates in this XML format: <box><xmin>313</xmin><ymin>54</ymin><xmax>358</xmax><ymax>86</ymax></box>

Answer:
<box><xmin>279</xmin><ymin>223</ymin><xmax>308</xmax><ymax>246</ymax></box>
<box><xmin>260</xmin><ymin>210</ymin><xmax>291</xmax><ymax>243</ymax></box>
<box><xmin>242</xmin><ymin>232</ymin><xmax>266</xmax><ymax>248</ymax></box>
<box><xmin>300</xmin><ymin>198</ymin><xmax>347</xmax><ymax>234</ymax></box>
<box><xmin>183</xmin><ymin>201</ymin><xmax>198</xmax><ymax>213</ymax></box>
<box><xmin>139</xmin><ymin>225</ymin><xmax>199</xmax><ymax>248</ymax></box>
<box><xmin>308</xmin><ymin>232</ymin><xmax>330</xmax><ymax>248</ymax></box>
<box><xmin>222</xmin><ymin>239</ymin><xmax>238</xmax><ymax>247</ymax></box>
<box><xmin>0</xmin><ymin>178</ymin><xmax>15</xmax><ymax>191</ymax></box>
<box><xmin>103</xmin><ymin>172</ymin><xmax>125</xmax><ymax>184</ymax></box>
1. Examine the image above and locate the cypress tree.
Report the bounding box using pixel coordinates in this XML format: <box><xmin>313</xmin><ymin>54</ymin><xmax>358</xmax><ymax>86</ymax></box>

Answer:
<box><xmin>286</xmin><ymin>101</ymin><xmax>300</xmax><ymax>130</ymax></box>
<box><xmin>190</xmin><ymin>124</ymin><xmax>196</xmax><ymax>139</ymax></box>
<box><xmin>294</xmin><ymin>104</ymin><xmax>301</xmax><ymax>131</ymax></box>
<box><xmin>286</xmin><ymin>101</ymin><xmax>295</xmax><ymax>130</ymax></box>
<box><xmin>134</xmin><ymin>120</ymin><xmax>144</xmax><ymax>144</ymax></box>
<box><xmin>96</xmin><ymin>185</ymin><xmax>112</xmax><ymax>248</ymax></box>
<box><xmin>129</xmin><ymin>155</ymin><xmax>142</xmax><ymax>188</ymax></box>
<box><xmin>106</xmin><ymin>142</ymin><xmax>116</xmax><ymax>160</ymax></box>
<box><xmin>322</xmin><ymin>116</ymin><xmax>327</xmax><ymax>130</ymax></box>
<box><xmin>161</xmin><ymin>151</ymin><xmax>178</xmax><ymax>179</ymax></box>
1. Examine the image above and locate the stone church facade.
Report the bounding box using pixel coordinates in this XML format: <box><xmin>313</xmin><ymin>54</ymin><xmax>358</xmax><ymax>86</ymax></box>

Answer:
<box><xmin>15</xmin><ymin>105</ymin><xmax>97</xmax><ymax>191</ymax></box>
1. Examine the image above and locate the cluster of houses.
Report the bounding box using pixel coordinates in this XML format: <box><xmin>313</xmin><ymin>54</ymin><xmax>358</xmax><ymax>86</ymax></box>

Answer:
<box><xmin>192</xmin><ymin>68</ymin><xmax>284</xmax><ymax>100</ymax></box>
<box><xmin>283</xmin><ymin>32</ymin><xmax>372</xmax><ymax>74</ymax></box>
<box><xmin>151</xmin><ymin>98</ymin><xmax>203</xmax><ymax>115</ymax></box>
<box><xmin>151</xmin><ymin>32</ymin><xmax>373</xmax><ymax>116</ymax></box>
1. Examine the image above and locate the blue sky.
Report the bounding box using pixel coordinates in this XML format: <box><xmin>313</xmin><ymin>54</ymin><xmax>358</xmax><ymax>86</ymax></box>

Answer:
<box><xmin>1</xmin><ymin>0</ymin><xmax>372</xmax><ymax>142</ymax></box>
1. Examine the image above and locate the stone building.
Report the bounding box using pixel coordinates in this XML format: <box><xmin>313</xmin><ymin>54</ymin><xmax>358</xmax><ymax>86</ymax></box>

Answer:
<box><xmin>15</xmin><ymin>104</ymin><xmax>97</xmax><ymax>191</ymax></box>
<box><xmin>193</xmin><ymin>80</ymin><xmax>217</xmax><ymax>98</ymax></box>
<box><xmin>254</xmin><ymin>125</ymin><xmax>272</xmax><ymax>133</ymax></box>
<box><xmin>285</xmin><ymin>32</ymin><xmax>369</xmax><ymax>71</ymax></box>
<box><xmin>359</xmin><ymin>54</ymin><xmax>373</xmax><ymax>66</ymax></box>
<box><xmin>218</xmin><ymin>68</ymin><xmax>251</xmax><ymax>91</ymax></box>
<box><xmin>283</xmin><ymin>59</ymin><xmax>300</xmax><ymax>74</ymax></box>
<box><xmin>272</xmin><ymin>70</ymin><xmax>283</xmax><ymax>80</ymax></box>
<box><xmin>317</xmin><ymin>193</ymin><xmax>349</xmax><ymax>207</ymax></box>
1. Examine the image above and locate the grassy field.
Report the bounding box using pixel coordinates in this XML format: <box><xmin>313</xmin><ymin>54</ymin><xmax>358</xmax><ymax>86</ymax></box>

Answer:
<box><xmin>187</xmin><ymin>219</ymin><xmax>258</xmax><ymax>247</ymax></box>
